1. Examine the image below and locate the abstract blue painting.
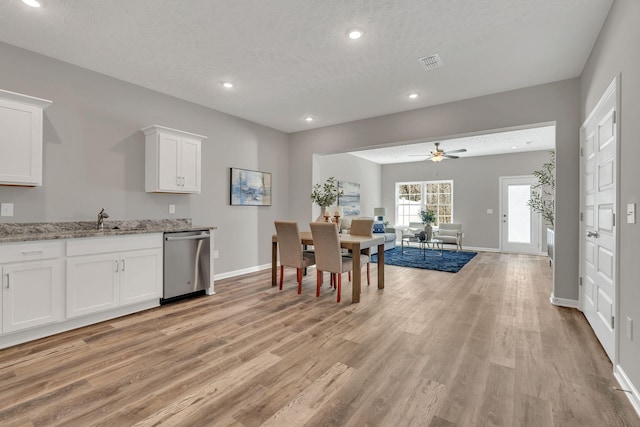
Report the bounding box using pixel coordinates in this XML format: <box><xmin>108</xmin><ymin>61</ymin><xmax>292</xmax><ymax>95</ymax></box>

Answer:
<box><xmin>338</xmin><ymin>180</ymin><xmax>360</xmax><ymax>215</ymax></box>
<box><xmin>230</xmin><ymin>168</ymin><xmax>272</xmax><ymax>206</ymax></box>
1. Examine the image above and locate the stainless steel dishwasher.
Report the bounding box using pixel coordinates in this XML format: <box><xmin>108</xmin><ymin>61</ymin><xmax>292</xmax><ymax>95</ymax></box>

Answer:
<box><xmin>162</xmin><ymin>230</ymin><xmax>210</xmax><ymax>304</ymax></box>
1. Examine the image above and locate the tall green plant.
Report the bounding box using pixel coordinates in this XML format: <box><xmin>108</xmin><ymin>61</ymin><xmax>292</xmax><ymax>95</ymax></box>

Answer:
<box><xmin>310</xmin><ymin>177</ymin><xmax>343</xmax><ymax>207</ymax></box>
<box><xmin>528</xmin><ymin>150</ymin><xmax>555</xmax><ymax>227</ymax></box>
<box><xmin>419</xmin><ymin>209</ymin><xmax>436</xmax><ymax>225</ymax></box>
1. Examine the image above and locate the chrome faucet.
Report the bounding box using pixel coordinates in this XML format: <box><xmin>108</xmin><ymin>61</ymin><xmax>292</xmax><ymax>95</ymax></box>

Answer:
<box><xmin>97</xmin><ymin>208</ymin><xmax>109</xmax><ymax>231</ymax></box>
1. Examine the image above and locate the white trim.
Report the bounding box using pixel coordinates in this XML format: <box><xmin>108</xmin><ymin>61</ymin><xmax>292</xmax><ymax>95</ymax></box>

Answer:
<box><xmin>343</xmin><ymin>121</ymin><xmax>558</xmax><ymax>155</ymax></box>
<box><xmin>214</xmin><ymin>263</ymin><xmax>272</xmax><ymax>280</ymax></box>
<box><xmin>614</xmin><ymin>365</ymin><xmax>640</xmax><ymax>419</ymax></box>
<box><xmin>0</xmin><ymin>88</ymin><xmax>52</xmax><ymax>108</ymax></box>
<box><xmin>448</xmin><ymin>246</ymin><xmax>547</xmax><ymax>255</ymax></box>
<box><xmin>458</xmin><ymin>246</ymin><xmax>501</xmax><ymax>253</ymax></box>
<box><xmin>0</xmin><ymin>300</ymin><xmax>158</xmax><ymax>349</ymax></box>
<box><xmin>549</xmin><ymin>293</ymin><xmax>580</xmax><ymax>309</ymax></box>
<box><xmin>395</xmin><ymin>180</ymin><xmax>454</xmax><ymax>227</ymax></box>
<box><xmin>581</xmin><ymin>78</ymin><xmax>617</xmax><ymax>130</ymax></box>
<box><xmin>579</xmin><ymin>75</ymin><xmax>618</xmax><ymax>365</ymax></box>
<box><xmin>499</xmin><ymin>175</ymin><xmax>543</xmax><ymax>254</ymax></box>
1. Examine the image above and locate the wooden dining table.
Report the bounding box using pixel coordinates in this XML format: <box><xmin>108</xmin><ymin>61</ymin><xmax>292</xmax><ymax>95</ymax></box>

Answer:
<box><xmin>271</xmin><ymin>231</ymin><xmax>385</xmax><ymax>303</ymax></box>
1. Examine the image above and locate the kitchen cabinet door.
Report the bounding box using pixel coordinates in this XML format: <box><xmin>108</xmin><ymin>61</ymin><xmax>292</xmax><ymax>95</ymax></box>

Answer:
<box><xmin>179</xmin><ymin>137</ymin><xmax>201</xmax><ymax>193</ymax></box>
<box><xmin>157</xmin><ymin>132</ymin><xmax>182</xmax><ymax>192</ymax></box>
<box><xmin>0</xmin><ymin>91</ymin><xmax>52</xmax><ymax>187</ymax></box>
<box><xmin>1</xmin><ymin>259</ymin><xmax>64</xmax><ymax>333</ymax></box>
<box><xmin>66</xmin><ymin>254</ymin><xmax>119</xmax><ymax>318</ymax></box>
<box><xmin>119</xmin><ymin>248</ymin><xmax>162</xmax><ymax>306</ymax></box>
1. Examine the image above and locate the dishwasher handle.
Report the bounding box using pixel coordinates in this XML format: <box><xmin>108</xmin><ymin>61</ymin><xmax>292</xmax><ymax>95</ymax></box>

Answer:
<box><xmin>165</xmin><ymin>233</ymin><xmax>210</xmax><ymax>242</ymax></box>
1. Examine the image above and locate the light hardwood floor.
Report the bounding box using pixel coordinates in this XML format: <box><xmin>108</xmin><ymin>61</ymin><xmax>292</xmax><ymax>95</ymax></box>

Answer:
<box><xmin>0</xmin><ymin>252</ymin><xmax>638</xmax><ymax>426</ymax></box>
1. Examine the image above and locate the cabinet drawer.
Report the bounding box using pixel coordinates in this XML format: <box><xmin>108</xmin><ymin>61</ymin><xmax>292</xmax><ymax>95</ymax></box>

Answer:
<box><xmin>66</xmin><ymin>233</ymin><xmax>163</xmax><ymax>257</ymax></box>
<box><xmin>0</xmin><ymin>240</ymin><xmax>64</xmax><ymax>264</ymax></box>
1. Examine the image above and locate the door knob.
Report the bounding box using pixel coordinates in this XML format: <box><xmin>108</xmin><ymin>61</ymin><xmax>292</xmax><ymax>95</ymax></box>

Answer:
<box><xmin>586</xmin><ymin>230</ymin><xmax>599</xmax><ymax>238</ymax></box>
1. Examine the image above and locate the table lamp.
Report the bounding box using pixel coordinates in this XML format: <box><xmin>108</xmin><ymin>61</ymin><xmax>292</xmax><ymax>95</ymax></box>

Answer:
<box><xmin>374</xmin><ymin>207</ymin><xmax>386</xmax><ymax>222</ymax></box>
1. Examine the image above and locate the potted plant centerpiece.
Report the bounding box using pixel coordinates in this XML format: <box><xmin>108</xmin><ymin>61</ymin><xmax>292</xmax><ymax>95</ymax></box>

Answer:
<box><xmin>528</xmin><ymin>150</ymin><xmax>555</xmax><ymax>265</ymax></box>
<box><xmin>310</xmin><ymin>177</ymin><xmax>343</xmax><ymax>222</ymax></box>
<box><xmin>418</xmin><ymin>208</ymin><xmax>436</xmax><ymax>240</ymax></box>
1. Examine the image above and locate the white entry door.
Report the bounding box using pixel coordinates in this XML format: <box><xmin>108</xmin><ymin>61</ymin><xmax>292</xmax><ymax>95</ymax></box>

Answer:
<box><xmin>500</xmin><ymin>176</ymin><xmax>541</xmax><ymax>254</ymax></box>
<box><xmin>580</xmin><ymin>78</ymin><xmax>617</xmax><ymax>362</ymax></box>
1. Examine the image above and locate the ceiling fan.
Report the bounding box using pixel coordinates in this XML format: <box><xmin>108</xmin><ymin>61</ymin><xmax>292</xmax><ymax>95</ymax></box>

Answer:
<box><xmin>411</xmin><ymin>142</ymin><xmax>468</xmax><ymax>162</ymax></box>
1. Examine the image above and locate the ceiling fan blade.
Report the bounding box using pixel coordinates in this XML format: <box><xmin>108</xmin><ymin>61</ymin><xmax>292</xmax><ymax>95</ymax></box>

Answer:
<box><xmin>445</xmin><ymin>148</ymin><xmax>467</xmax><ymax>154</ymax></box>
<box><xmin>443</xmin><ymin>155</ymin><xmax>459</xmax><ymax>159</ymax></box>
<box><xmin>408</xmin><ymin>154</ymin><xmax>429</xmax><ymax>157</ymax></box>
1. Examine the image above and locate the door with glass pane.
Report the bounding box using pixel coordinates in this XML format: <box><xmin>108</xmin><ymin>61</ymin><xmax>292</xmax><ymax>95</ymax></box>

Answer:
<box><xmin>500</xmin><ymin>176</ymin><xmax>541</xmax><ymax>254</ymax></box>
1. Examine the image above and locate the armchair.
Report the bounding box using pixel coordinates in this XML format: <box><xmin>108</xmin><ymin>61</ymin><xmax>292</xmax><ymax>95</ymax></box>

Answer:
<box><xmin>400</xmin><ymin>222</ymin><xmax>434</xmax><ymax>253</ymax></box>
<box><xmin>435</xmin><ymin>223</ymin><xmax>463</xmax><ymax>251</ymax></box>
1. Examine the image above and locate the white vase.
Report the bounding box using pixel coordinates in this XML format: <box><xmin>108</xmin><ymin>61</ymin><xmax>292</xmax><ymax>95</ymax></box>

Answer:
<box><xmin>316</xmin><ymin>206</ymin><xmax>328</xmax><ymax>222</ymax></box>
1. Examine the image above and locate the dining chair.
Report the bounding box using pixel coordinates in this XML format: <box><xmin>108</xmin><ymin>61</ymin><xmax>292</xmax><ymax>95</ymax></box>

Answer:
<box><xmin>310</xmin><ymin>222</ymin><xmax>369</xmax><ymax>303</ymax></box>
<box><xmin>348</xmin><ymin>218</ymin><xmax>374</xmax><ymax>286</ymax></box>
<box><xmin>274</xmin><ymin>221</ymin><xmax>316</xmax><ymax>294</ymax></box>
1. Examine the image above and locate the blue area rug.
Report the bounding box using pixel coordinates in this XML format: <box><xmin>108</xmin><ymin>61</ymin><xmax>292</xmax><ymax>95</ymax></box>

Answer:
<box><xmin>371</xmin><ymin>246</ymin><xmax>477</xmax><ymax>273</ymax></box>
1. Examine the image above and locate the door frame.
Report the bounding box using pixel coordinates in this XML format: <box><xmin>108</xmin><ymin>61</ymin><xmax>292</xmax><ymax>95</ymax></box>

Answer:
<box><xmin>498</xmin><ymin>175</ymin><xmax>543</xmax><ymax>254</ymax></box>
<box><xmin>579</xmin><ymin>76</ymin><xmax>620</xmax><ymax>364</ymax></box>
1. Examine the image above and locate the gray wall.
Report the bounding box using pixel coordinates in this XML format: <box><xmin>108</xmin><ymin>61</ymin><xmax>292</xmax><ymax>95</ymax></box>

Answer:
<box><xmin>314</xmin><ymin>153</ymin><xmax>382</xmax><ymax>220</ymax></box>
<box><xmin>290</xmin><ymin>79</ymin><xmax>580</xmax><ymax>302</ymax></box>
<box><xmin>0</xmin><ymin>42</ymin><xmax>290</xmax><ymax>275</ymax></box>
<box><xmin>382</xmin><ymin>151</ymin><xmax>551</xmax><ymax>250</ymax></box>
<box><xmin>580</xmin><ymin>0</ymin><xmax>640</xmax><ymax>397</ymax></box>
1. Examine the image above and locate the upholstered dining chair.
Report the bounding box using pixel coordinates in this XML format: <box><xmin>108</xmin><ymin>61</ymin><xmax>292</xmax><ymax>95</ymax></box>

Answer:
<box><xmin>274</xmin><ymin>221</ymin><xmax>316</xmax><ymax>294</ymax></box>
<box><xmin>347</xmin><ymin>218</ymin><xmax>374</xmax><ymax>286</ymax></box>
<box><xmin>310</xmin><ymin>222</ymin><xmax>370</xmax><ymax>303</ymax></box>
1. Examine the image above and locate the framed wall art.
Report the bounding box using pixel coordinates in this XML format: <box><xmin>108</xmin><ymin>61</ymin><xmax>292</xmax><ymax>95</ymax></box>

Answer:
<box><xmin>338</xmin><ymin>180</ymin><xmax>360</xmax><ymax>215</ymax></box>
<box><xmin>230</xmin><ymin>167</ymin><xmax>272</xmax><ymax>206</ymax></box>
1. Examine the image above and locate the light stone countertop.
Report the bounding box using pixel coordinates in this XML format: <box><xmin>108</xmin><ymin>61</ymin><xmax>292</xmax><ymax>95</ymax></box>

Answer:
<box><xmin>0</xmin><ymin>219</ymin><xmax>216</xmax><ymax>243</ymax></box>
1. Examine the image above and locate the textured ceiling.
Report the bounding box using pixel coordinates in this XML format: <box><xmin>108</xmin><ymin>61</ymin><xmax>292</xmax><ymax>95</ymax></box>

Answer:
<box><xmin>0</xmin><ymin>0</ymin><xmax>612</xmax><ymax>133</ymax></box>
<box><xmin>348</xmin><ymin>125</ymin><xmax>556</xmax><ymax>164</ymax></box>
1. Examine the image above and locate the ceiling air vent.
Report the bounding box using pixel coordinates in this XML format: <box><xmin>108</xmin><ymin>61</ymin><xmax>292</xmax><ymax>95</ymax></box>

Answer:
<box><xmin>419</xmin><ymin>54</ymin><xmax>443</xmax><ymax>71</ymax></box>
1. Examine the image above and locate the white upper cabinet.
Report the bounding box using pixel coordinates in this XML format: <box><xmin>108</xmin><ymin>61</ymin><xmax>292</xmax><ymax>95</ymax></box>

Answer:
<box><xmin>141</xmin><ymin>125</ymin><xmax>206</xmax><ymax>194</ymax></box>
<box><xmin>0</xmin><ymin>89</ymin><xmax>52</xmax><ymax>187</ymax></box>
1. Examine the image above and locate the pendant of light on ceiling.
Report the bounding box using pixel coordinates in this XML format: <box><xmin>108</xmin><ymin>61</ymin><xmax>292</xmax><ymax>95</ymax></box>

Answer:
<box><xmin>22</xmin><ymin>0</ymin><xmax>41</xmax><ymax>7</ymax></box>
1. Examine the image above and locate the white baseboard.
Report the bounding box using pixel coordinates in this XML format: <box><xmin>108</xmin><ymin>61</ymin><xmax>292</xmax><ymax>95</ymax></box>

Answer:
<box><xmin>459</xmin><ymin>246</ymin><xmax>501</xmax><ymax>253</ymax></box>
<box><xmin>463</xmin><ymin>246</ymin><xmax>547</xmax><ymax>256</ymax></box>
<box><xmin>615</xmin><ymin>365</ymin><xmax>640</xmax><ymax>419</ymax></box>
<box><xmin>0</xmin><ymin>300</ymin><xmax>159</xmax><ymax>350</ymax></box>
<box><xmin>549</xmin><ymin>293</ymin><xmax>580</xmax><ymax>309</ymax></box>
<box><xmin>214</xmin><ymin>263</ymin><xmax>272</xmax><ymax>280</ymax></box>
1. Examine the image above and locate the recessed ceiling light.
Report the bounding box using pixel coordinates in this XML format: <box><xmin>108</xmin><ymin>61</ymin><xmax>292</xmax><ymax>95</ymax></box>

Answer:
<box><xmin>511</xmin><ymin>146</ymin><xmax>518</xmax><ymax>149</ymax></box>
<box><xmin>347</xmin><ymin>29</ymin><xmax>364</xmax><ymax>40</ymax></box>
<box><xmin>222</xmin><ymin>82</ymin><xmax>234</xmax><ymax>88</ymax></box>
<box><xmin>22</xmin><ymin>0</ymin><xmax>41</xmax><ymax>7</ymax></box>
<box><xmin>408</xmin><ymin>93</ymin><xmax>419</xmax><ymax>99</ymax></box>
<box><xmin>305</xmin><ymin>116</ymin><xmax>314</xmax><ymax>122</ymax></box>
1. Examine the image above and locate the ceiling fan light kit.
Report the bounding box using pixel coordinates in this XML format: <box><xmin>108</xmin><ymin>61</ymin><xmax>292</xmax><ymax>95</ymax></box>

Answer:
<box><xmin>425</xmin><ymin>142</ymin><xmax>467</xmax><ymax>162</ymax></box>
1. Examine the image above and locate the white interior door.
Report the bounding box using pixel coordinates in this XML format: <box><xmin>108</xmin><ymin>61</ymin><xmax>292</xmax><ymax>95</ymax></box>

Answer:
<box><xmin>500</xmin><ymin>176</ymin><xmax>541</xmax><ymax>254</ymax></box>
<box><xmin>580</xmin><ymin>79</ymin><xmax>617</xmax><ymax>362</ymax></box>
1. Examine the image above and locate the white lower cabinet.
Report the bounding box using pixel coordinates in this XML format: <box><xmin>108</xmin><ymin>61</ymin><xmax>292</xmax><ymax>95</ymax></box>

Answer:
<box><xmin>66</xmin><ymin>235</ymin><xmax>163</xmax><ymax>318</ymax></box>
<box><xmin>0</xmin><ymin>234</ymin><xmax>163</xmax><ymax>348</ymax></box>
<box><xmin>1</xmin><ymin>259</ymin><xmax>64</xmax><ymax>333</ymax></box>
<box><xmin>66</xmin><ymin>254</ymin><xmax>120</xmax><ymax>318</ymax></box>
<box><xmin>119</xmin><ymin>249</ymin><xmax>162</xmax><ymax>306</ymax></box>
